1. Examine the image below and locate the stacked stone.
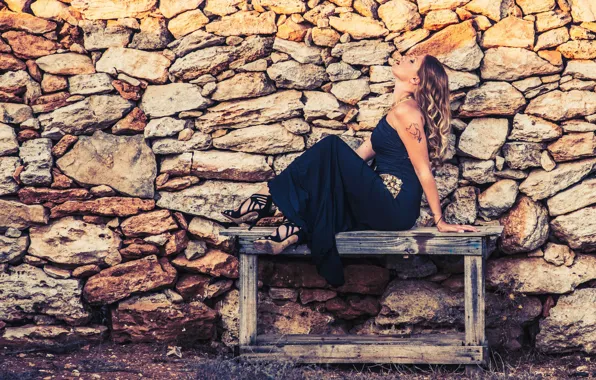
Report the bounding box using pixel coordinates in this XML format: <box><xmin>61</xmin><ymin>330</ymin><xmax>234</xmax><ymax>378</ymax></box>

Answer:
<box><xmin>0</xmin><ymin>0</ymin><xmax>595</xmax><ymax>355</ymax></box>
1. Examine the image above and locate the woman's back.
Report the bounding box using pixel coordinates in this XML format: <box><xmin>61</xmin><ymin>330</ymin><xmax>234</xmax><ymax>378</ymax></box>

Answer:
<box><xmin>370</xmin><ymin>114</ymin><xmax>423</xmax><ymax>202</ymax></box>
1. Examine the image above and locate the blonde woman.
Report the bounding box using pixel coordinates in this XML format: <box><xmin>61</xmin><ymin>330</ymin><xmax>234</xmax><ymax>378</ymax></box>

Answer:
<box><xmin>221</xmin><ymin>54</ymin><xmax>479</xmax><ymax>287</ymax></box>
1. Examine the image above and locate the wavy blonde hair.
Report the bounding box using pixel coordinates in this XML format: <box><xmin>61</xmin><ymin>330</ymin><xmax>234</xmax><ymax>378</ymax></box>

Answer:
<box><xmin>412</xmin><ymin>55</ymin><xmax>451</xmax><ymax>170</ymax></box>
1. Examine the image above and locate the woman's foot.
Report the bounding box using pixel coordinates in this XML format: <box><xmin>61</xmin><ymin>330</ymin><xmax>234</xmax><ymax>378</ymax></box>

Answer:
<box><xmin>221</xmin><ymin>191</ymin><xmax>275</xmax><ymax>229</ymax></box>
<box><xmin>253</xmin><ymin>218</ymin><xmax>306</xmax><ymax>255</ymax></box>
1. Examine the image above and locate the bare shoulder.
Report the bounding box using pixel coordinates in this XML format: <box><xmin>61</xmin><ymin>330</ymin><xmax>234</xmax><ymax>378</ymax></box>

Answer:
<box><xmin>386</xmin><ymin>102</ymin><xmax>426</xmax><ymax>144</ymax></box>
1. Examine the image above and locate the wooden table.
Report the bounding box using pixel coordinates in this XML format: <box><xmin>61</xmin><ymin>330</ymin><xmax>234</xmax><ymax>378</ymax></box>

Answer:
<box><xmin>220</xmin><ymin>226</ymin><xmax>504</xmax><ymax>373</ymax></box>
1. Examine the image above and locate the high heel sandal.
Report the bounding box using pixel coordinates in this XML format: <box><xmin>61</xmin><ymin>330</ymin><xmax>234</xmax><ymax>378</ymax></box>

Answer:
<box><xmin>221</xmin><ymin>193</ymin><xmax>275</xmax><ymax>230</ymax></box>
<box><xmin>253</xmin><ymin>217</ymin><xmax>306</xmax><ymax>255</ymax></box>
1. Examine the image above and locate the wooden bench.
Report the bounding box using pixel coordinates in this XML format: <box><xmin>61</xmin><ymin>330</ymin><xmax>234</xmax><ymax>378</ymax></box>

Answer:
<box><xmin>220</xmin><ymin>226</ymin><xmax>504</xmax><ymax>371</ymax></box>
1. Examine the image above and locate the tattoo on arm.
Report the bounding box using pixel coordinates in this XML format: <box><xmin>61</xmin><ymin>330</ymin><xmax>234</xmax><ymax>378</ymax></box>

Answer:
<box><xmin>406</xmin><ymin>123</ymin><xmax>422</xmax><ymax>143</ymax></box>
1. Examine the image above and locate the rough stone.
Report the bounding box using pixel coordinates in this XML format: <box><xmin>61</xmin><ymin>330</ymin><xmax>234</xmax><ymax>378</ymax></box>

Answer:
<box><xmin>195</xmin><ymin>90</ymin><xmax>303</xmax><ymax>133</ymax></box>
<box><xmin>120</xmin><ymin>209</ymin><xmax>178</xmax><ymax>238</ymax></box>
<box><xmin>0</xmin><ymin>235</ymin><xmax>28</xmax><ymax>264</ymax></box>
<box><xmin>459</xmin><ymin>82</ymin><xmax>526</xmax><ymax>117</ymax></box>
<box><xmin>519</xmin><ymin>157</ymin><xmax>596</xmax><ymax>200</ymax></box>
<box><xmin>170</xmin><ymin>36</ymin><xmax>272</xmax><ymax>80</ymax></box>
<box><xmin>551</xmin><ymin>205</ymin><xmax>596</xmax><ymax>252</ymax></box>
<box><xmin>499</xmin><ymin>195</ymin><xmax>549</xmax><ymax>254</ymax></box>
<box><xmin>487</xmin><ymin>254</ymin><xmax>596</xmax><ymax>294</ymax></box>
<box><xmin>547</xmin><ymin>177</ymin><xmax>596</xmax><ymax>216</ymax></box>
<box><xmin>407</xmin><ymin>20</ymin><xmax>483</xmax><ymax>71</ymax></box>
<box><xmin>0</xmin><ymin>103</ymin><xmax>32</xmax><ymax>124</ymax></box>
<box><xmin>206</xmin><ymin>10</ymin><xmax>277</xmax><ymax>36</ymax></box>
<box><xmin>464</xmin><ymin>0</ymin><xmax>510</xmax><ymax>21</ymax></box>
<box><xmin>70</xmin><ymin>0</ymin><xmax>157</xmax><ymax>20</ymax></box>
<box><xmin>68</xmin><ymin>73</ymin><xmax>114</xmax><ymax>96</ymax></box>
<box><xmin>547</xmin><ymin>132</ymin><xmax>596</xmax><ymax>162</ymax></box>
<box><xmin>144</xmin><ymin>117</ymin><xmax>190</xmax><ymax>139</ymax></box>
<box><xmin>0</xmin><ymin>11</ymin><xmax>57</xmax><ymax>34</ymax></box>
<box><xmin>526</xmin><ymin>90</ymin><xmax>596</xmax><ymax>121</ymax></box>
<box><xmin>29</xmin><ymin>217</ymin><xmax>121</xmax><ymax>266</ymax></box>
<box><xmin>502</xmin><ymin>142</ymin><xmax>544</xmax><ymax>170</ymax></box>
<box><xmin>111</xmin><ymin>291</ymin><xmax>217</xmax><ymax>344</ymax></box>
<box><xmin>478</xmin><ymin>179</ymin><xmax>519</xmax><ymax>219</ymax></box>
<box><xmin>543</xmin><ymin>242</ymin><xmax>575</xmax><ymax>267</ymax></box>
<box><xmin>0</xmin><ymin>324</ymin><xmax>108</xmax><ymax>351</ymax></box>
<box><xmin>0</xmin><ymin>124</ymin><xmax>18</xmax><ymax>157</ymax></box>
<box><xmin>535</xmin><ymin>27</ymin><xmax>570</xmax><ymax>51</ymax></box>
<box><xmin>83</xmin><ymin>255</ymin><xmax>177</xmax><ymax>305</ymax></box>
<box><xmin>79</xmin><ymin>20</ymin><xmax>133</xmax><ymax>51</ymax></box>
<box><xmin>213</xmin><ymin>123</ymin><xmax>305</xmax><ymax>154</ymax></box>
<box><xmin>331</xmin><ymin>40</ymin><xmax>395</xmax><ymax>66</ymax></box>
<box><xmin>267</xmin><ymin>60</ymin><xmax>328</xmax><ymax>90</ymax></box>
<box><xmin>0</xmin><ymin>263</ymin><xmax>90</xmax><ymax>325</ymax></box>
<box><xmin>211</xmin><ymin>72</ymin><xmax>276</xmax><ymax>101</ymax></box>
<box><xmin>188</xmin><ymin>150</ymin><xmax>272</xmax><ymax>181</ymax></box>
<box><xmin>35</xmin><ymin>53</ymin><xmax>95</xmax><ymax>75</ymax></box>
<box><xmin>129</xmin><ymin>17</ymin><xmax>172</xmax><ymax>50</ymax></box>
<box><xmin>57</xmin><ymin>131</ymin><xmax>157</xmax><ymax>198</ymax></box>
<box><xmin>329</xmin><ymin>12</ymin><xmax>388</xmax><ymax>39</ymax></box>
<box><xmin>151</xmin><ymin>133</ymin><xmax>212</xmax><ymax>155</ymax></box>
<box><xmin>39</xmin><ymin>95</ymin><xmax>135</xmax><ymax>136</ymax></box>
<box><xmin>509</xmin><ymin>114</ymin><xmax>563</xmax><ymax>142</ymax></box>
<box><xmin>171</xmin><ymin>248</ymin><xmax>239</xmax><ymax>278</ymax></box>
<box><xmin>330</xmin><ymin>78</ymin><xmax>370</xmax><ymax>105</ymax></box>
<box><xmin>481</xmin><ymin>16</ymin><xmax>535</xmax><ymax>49</ymax></box>
<box><xmin>49</xmin><ymin>197</ymin><xmax>155</xmax><ymax>218</ymax></box>
<box><xmin>19</xmin><ymin>138</ymin><xmax>52</xmax><ymax>186</ymax></box>
<box><xmin>140</xmin><ymin>83</ymin><xmax>211</xmax><ymax>118</ymax></box>
<box><xmin>459</xmin><ymin>158</ymin><xmax>497</xmax><ymax>184</ymax></box>
<box><xmin>536</xmin><ymin>288</ymin><xmax>596</xmax><ymax>354</ymax></box>
<box><xmin>258</xmin><ymin>295</ymin><xmax>336</xmax><ymax>335</ymax></box>
<box><xmin>480</xmin><ymin>47</ymin><xmax>562</xmax><ymax>81</ymax></box>
<box><xmin>457</xmin><ymin>118</ymin><xmax>508</xmax><ymax>160</ymax></box>
<box><xmin>558</xmin><ymin>40</ymin><xmax>596</xmax><ymax>59</ymax></box>
<box><xmin>1</xmin><ymin>31</ymin><xmax>59</xmax><ymax>60</ymax></box>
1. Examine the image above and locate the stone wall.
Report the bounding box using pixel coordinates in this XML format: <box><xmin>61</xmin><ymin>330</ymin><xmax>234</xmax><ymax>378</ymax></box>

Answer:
<box><xmin>0</xmin><ymin>0</ymin><xmax>595</xmax><ymax>355</ymax></box>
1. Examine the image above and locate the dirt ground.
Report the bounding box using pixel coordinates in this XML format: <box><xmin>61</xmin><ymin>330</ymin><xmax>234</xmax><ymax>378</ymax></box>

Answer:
<box><xmin>0</xmin><ymin>340</ymin><xmax>594</xmax><ymax>380</ymax></box>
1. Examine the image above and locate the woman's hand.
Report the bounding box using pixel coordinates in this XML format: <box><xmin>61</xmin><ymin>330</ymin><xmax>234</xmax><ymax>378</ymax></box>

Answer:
<box><xmin>436</xmin><ymin>219</ymin><xmax>480</xmax><ymax>233</ymax></box>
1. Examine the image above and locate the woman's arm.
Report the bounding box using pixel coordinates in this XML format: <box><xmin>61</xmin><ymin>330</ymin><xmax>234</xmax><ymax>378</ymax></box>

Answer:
<box><xmin>355</xmin><ymin>135</ymin><xmax>376</xmax><ymax>161</ymax></box>
<box><xmin>386</xmin><ymin>107</ymin><xmax>479</xmax><ymax>232</ymax></box>
<box><xmin>386</xmin><ymin>107</ymin><xmax>442</xmax><ymax>220</ymax></box>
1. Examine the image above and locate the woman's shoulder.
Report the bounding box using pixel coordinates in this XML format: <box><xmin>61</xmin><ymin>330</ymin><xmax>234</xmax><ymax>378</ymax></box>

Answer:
<box><xmin>387</xmin><ymin>102</ymin><xmax>425</xmax><ymax>130</ymax></box>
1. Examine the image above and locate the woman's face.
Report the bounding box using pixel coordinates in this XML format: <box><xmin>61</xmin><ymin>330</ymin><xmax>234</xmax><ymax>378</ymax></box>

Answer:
<box><xmin>391</xmin><ymin>54</ymin><xmax>425</xmax><ymax>83</ymax></box>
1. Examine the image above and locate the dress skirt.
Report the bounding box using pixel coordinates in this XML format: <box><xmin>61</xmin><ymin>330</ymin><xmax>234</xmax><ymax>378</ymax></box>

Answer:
<box><xmin>267</xmin><ymin>134</ymin><xmax>421</xmax><ymax>287</ymax></box>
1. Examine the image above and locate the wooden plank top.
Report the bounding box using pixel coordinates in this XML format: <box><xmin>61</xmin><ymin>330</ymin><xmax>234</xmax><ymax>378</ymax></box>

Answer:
<box><xmin>220</xmin><ymin>225</ymin><xmax>503</xmax><ymax>238</ymax></box>
<box><xmin>255</xmin><ymin>333</ymin><xmax>466</xmax><ymax>346</ymax></box>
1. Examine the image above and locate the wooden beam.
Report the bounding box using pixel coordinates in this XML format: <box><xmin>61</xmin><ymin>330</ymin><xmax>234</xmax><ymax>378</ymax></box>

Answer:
<box><xmin>238</xmin><ymin>344</ymin><xmax>485</xmax><ymax>364</ymax></box>
<box><xmin>464</xmin><ymin>238</ymin><xmax>487</xmax><ymax>375</ymax></box>
<box><xmin>237</xmin><ymin>235</ymin><xmax>484</xmax><ymax>255</ymax></box>
<box><xmin>464</xmin><ymin>244</ymin><xmax>486</xmax><ymax>347</ymax></box>
<box><xmin>220</xmin><ymin>226</ymin><xmax>504</xmax><ymax>238</ymax></box>
<box><xmin>239</xmin><ymin>254</ymin><xmax>258</xmax><ymax>346</ymax></box>
<box><xmin>255</xmin><ymin>333</ymin><xmax>465</xmax><ymax>346</ymax></box>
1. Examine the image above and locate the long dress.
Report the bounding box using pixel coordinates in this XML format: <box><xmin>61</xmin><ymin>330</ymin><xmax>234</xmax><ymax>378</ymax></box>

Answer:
<box><xmin>266</xmin><ymin>114</ymin><xmax>424</xmax><ymax>287</ymax></box>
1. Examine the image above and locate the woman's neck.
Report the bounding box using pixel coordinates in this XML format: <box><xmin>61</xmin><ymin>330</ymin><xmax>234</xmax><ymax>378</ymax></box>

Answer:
<box><xmin>393</xmin><ymin>84</ymin><xmax>413</xmax><ymax>103</ymax></box>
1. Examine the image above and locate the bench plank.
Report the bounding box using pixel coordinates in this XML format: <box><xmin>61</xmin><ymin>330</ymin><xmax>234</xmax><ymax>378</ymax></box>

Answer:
<box><xmin>235</xmin><ymin>236</ymin><xmax>483</xmax><ymax>255</ymax></box>
<box><xmin>255</xmin><ymin>333</ymin><xmax>465</xmax><ymax>346</ymax></box>
<box><xmin>239</xmin><ymin>255</ymin><xmax>258</xmax><ymax>346</ymax></box>
<box><xmin>464</xmin><ymin>242</ymin><xmax>486</xmax><ymax>348</ymax></box>
<box><xmin>220</xmin><ymin>226</ymin><xmax>503</xmax><ymax>238</ymax></box>
<box><xmin>238</xmin><ymin>344</ymin><xmax>485</xmax><ymax>364</ymax></box>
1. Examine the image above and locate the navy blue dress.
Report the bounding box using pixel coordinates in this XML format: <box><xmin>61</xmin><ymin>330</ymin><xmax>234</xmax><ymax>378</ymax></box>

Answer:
<box><xmin>266</xmin><ymin>114</ymin><xmax>423</xmax><ymax>287</ymax></box>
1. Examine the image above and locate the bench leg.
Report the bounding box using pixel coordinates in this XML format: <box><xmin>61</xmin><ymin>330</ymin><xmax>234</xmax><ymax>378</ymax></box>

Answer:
<box><xmin>239</xmin><ymin>254</ymin><xmax>258</xmax><ymax>347</ymax></box>
<box><xmin>464</xmin><ymin>238</ymin><xmax>486</xmax><ymax>376</ymax></box>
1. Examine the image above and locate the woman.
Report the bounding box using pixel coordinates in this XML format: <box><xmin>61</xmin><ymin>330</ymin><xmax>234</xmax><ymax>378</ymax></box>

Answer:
<box><xmin>221</xmin><ymin>54</ymin><xmax>479</xmax><ymax>287</ymax></box>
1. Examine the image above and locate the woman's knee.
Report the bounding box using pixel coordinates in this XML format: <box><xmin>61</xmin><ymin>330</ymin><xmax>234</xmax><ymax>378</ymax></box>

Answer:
<box><xmin>323</xmin><ymin>134</ymin><xmax>341</xmax><ymax>144</ymax></box>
